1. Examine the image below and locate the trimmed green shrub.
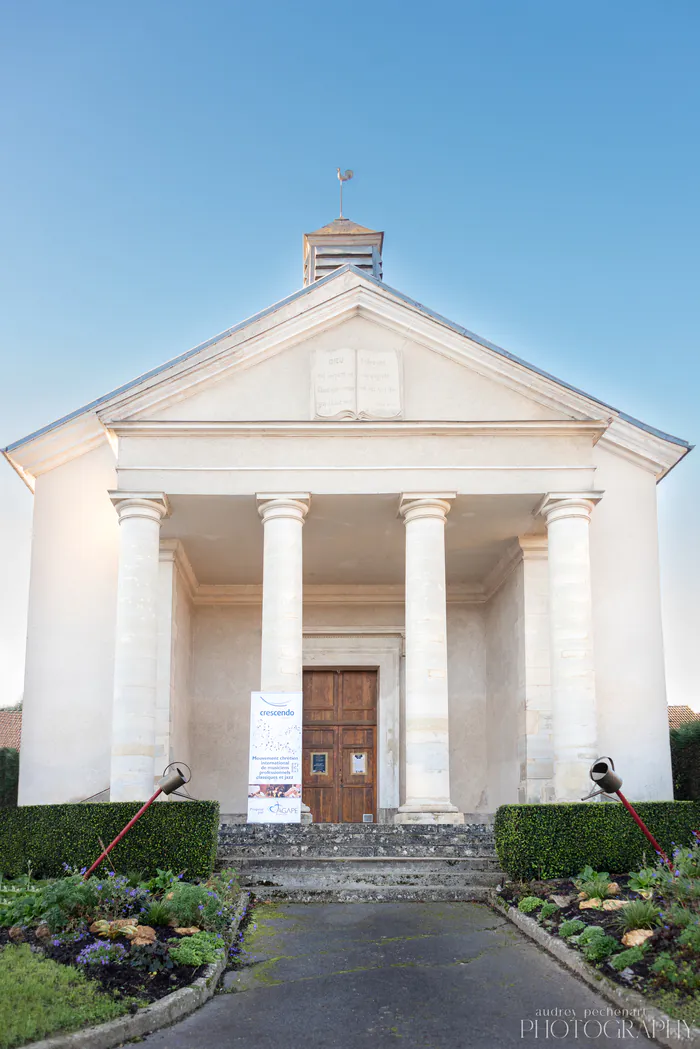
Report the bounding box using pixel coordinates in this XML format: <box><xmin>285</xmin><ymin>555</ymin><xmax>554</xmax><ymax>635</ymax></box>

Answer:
<box><xmin>670</xmin><ymin>721</ymin><xmax>700</xmax><ymax>800</ymax></box>
<box><xmin>494</xmin><ymin>802</ymin><xmax>700</xmax><ymax>879</ymax></box>
<box><xmin>0</xmin><ymin>802</ymin><xmax>219</xmax><ymax>880</ymax></box>
<box><xmin>518</xmin><ymin>895</ymin><xmax>544</xmax><ymax>914</ymax></box>
<box><xmin>0</xmin><ymin>749</ymin><xmax>19</xmax><ymax>808</ymax></box>
<box><xmin>539</xmin><ymin>902</ymin><xmax>559</xmax><ymax>920</ymax></box>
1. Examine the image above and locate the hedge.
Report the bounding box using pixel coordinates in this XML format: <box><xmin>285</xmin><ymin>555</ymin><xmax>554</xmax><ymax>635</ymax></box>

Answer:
<box><xmin>0</xmin><ymin>749</ymin><xmax>19</xmax><ymax>808</ymax></box>
<box><xmin>670</xmin><ymin>720</ymin><xmax>700</xmax><ymax>800</ymax></box>
<box><xmin>0</xmin><ymin>801</ymin><xmax>220</xmax><ymax>880</ymax></box>
<box><xmin>495</xmin><ymin>801</ymin><xmax>700</xmax><ymax>880</ymax></box>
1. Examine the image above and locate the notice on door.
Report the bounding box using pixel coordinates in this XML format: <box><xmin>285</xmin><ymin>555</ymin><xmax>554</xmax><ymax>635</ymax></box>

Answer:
<box><xmin>352</xmin><ymin>752</ymin><xmax>367</xmax><ymax>775</ymax></box>
<box><xmin>247</xmin><ymin>692</ymin><xmax>302</xmax><ymax>824</ymax></box>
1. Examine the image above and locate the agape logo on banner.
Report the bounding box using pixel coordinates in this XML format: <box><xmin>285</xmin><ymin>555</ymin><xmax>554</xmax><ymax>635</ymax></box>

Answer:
<box><xmin>247</xmin><ymin>692</ymin><xmax>303</xmax><ymax>823</ymax></box>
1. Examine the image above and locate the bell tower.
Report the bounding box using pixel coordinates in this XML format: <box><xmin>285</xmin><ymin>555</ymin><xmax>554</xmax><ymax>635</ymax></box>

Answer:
<box><xmin>303</xmin><ymin>217</ymin><xmax>384</xmax><ymax>285</ymax></box>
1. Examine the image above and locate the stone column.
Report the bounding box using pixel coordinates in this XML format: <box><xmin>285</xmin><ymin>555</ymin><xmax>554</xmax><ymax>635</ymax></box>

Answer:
<box><xmin>539</xmin><ymin>493</ymin><xmax>602</xmax><ymax>802</ymax></box>
<box><xmin>396</xmin><ymin>493</ymin><xmax>463</xmax><ymax>824</ymax></box>
<box><xmin>257</xmin><ymin>494</ymin><xmax>312</xmax><ymax>822</ymax></box>
<box><xmin>109</xmin><ymin>493</ymin><xmax>170</xmax><ymax>801</ymax></box>
<box><xmin>257</xmin><ymin>494</ymin><xmax>310</xmax><ymax>690</ymax></box>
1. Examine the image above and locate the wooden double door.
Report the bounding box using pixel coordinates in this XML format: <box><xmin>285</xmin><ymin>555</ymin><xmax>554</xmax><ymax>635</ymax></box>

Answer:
<box><xmin>302</xmin><ymin>668</ymin><xmax>377</xmax><ymax>823</ymax></box>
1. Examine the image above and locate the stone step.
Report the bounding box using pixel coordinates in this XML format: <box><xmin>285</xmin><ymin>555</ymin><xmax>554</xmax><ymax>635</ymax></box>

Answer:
<box><xmin>231</xmin><ymin>857</ymin><xmax>503</xmax><ymax>897</ymax></box>
<box><xmin>217</xmin><ymin>820</ymin><xmax>497</xmax><ymax>861</ymax></box>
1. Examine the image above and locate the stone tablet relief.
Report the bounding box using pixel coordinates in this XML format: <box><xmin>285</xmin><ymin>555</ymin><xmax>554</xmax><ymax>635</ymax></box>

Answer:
<box><xmin>312</xmin><ymin>348</ymin><xmax>402</xmax><ymax>420</ymax></box>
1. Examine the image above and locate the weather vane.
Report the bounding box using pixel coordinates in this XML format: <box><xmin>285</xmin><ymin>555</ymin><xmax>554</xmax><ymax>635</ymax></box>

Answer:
<box><xmin>336</xmin><ymin>168</ymin><xmax>353</xmax><ymax>218</ymax></box>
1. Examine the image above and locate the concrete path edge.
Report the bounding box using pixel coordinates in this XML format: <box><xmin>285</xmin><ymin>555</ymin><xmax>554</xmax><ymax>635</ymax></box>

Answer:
<box><xmin>22</xmin><ymin>890</ymin><xmax>251</xmax><ymax>1049</ymax></box>
<box><xmin>496</xmin><ymin>898</ymin><xmax>700</xmax><ymax>1049</ymax></box>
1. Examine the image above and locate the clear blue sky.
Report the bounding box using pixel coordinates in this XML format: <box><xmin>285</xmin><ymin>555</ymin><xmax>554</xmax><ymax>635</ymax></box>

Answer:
<box><xmin>0</xmin><ymin>1</ymin><xmax>698</xmax><ymax>707</ymax></box>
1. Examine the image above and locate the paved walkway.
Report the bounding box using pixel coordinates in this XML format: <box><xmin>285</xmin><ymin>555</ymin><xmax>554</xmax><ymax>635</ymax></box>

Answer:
<box><xmin>142</xmin><ymin>901</ymin><xmax>654</xmax><ymax>1048</ymax></box>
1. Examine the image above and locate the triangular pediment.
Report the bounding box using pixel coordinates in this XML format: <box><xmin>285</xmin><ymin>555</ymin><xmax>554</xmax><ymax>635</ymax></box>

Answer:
<box><xmin>98</xmin><ymin>268</ymin><xmax>600</xmax><ymax>425</ymax></box>
<box><xmin>3</xmin><ymin>266</ymin><xmax>690</xmax><ymax>486</ymax></box>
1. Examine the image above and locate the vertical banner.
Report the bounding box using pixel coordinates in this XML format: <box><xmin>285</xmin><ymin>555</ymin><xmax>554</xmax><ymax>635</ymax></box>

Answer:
<box><xmin>247</xmin><ymin>692</ymin><xmax>303</xmax><ymax>823</ymax></box>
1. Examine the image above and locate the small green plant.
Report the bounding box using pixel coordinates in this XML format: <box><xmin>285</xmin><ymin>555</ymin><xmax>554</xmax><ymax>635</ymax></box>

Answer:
<box><xmin>143</xmin><ymin>901</ymin><xmax>173</xmax><ymax>928</ymax></box>
<box><xmin>87</xmin><ymin>874</ymin><xmax>149</xmax><ymax>921</ymax></box>
<box><xmin>90</xmin><ymin>919</ymin><xmax>138</xmax><ymax>941</ymax></box>
<box><xmin>559</xmin><ymin>919</ymin><xmax>585</xmax><ymax>938</ymax></box>
<box><xmin>129</xmin><ymin>941</ymin><xmax>175</xmax><ymax>973</ymax></box>
<box><xmin>75</xmin><ymin>940</ymin><xmax>128</xmax><ymax>967</ymax></box>
<box><xmin>668</xmin><ymin>903</ymin><xmax>695</xmax><ymax>928</ymax></box>
<box><xmin>583</xmin><ymin>934</ymin><xmax>621</xmax><ymax>963</ymax></box>
<box><xmin>143</xmin><ymin>869</ymin><xmax>179</xmax><ymax>893</ymax></box>
<box><xmin>165</xmin><ymin>882</ymin><xmax>209</xmax><ymax>926</ymax></box>
<box><xmin>37</xmin><ymin>876</ymin><xmax>98</xmax><ymax>932</ymax></box>
<box><xmin>518</xmin><ymin>896</ymin><xmax>545</xmax><ymax>914</ymax></box>
<box><xmin>651</xmin><ymin>952</ymin><xmax>680</xmax><ymax>984</ymax></box>
<box><xmin>166</xmin><ymin>881</ymin><xmax>229</xmax><ymax>932</ymax></box>
<box><xmin>168</xmin><ymin>930</ymin><xmax>223</xmax><ymax>967</ymax></box>
<box><xmin>609</xmin><ymin>945</ymin><xmax>647</xmax><ymax>971</ymax></box>
<box><xmin>578</xmin><ymin>925</ymin><xmax>606</xmax><ymax>946</ymax></box>
<box><xmin>627</xmin><ymin>868</ymin><xmax>657</xmax><ymax>897</ymax></box>
<box><xmin>678</xmin><ymin>922</ymin><xmax>700</xmax><ymax>953</ymax></box>
<box><xmin>614</xmin><ymin>900</ymin><xmax>660</xmax><ymax>934</ymax></box>
<box><xmin>578</xmin><ymin>875</ymin><xmax>615</xmax><ymax>900</ymax></box>
<box><xmin>539</xmin><ymin>902</ymin><xmax>559</xmax><ymax>920</ymax></box>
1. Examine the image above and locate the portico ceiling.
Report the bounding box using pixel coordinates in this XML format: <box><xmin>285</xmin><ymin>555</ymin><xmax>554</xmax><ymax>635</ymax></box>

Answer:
<box><xmin>160</xmin><ymin>493</ymin><xmax>545</xmax><ymax>587</ymax></box>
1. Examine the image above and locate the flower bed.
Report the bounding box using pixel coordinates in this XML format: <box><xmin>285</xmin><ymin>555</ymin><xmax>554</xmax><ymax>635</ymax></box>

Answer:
<box><xmin>0</xmin><ymin>864</ymin><xmax>241</xmax><ymax>1048</ymax></box>
<box><xmin>497</xmin><ymin>830</ymin><xmax>700</xmax><ymax>1026</ymax></box>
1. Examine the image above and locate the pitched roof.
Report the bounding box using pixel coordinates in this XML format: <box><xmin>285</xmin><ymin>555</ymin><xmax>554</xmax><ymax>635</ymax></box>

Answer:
<box><xmin>2</xmin><ymin>265</ymin><xmax>692</xmax><ymax>467</ymax></box>
<box><xmin>306</xmin><ymin>217</ymin><xmax>379</xmax><ymax>237</ymax></box>
<box><xmin>668</xmin><ymin>705</ymin><xmax>700</xmax><ymax>730</ymax></box>
<box><xmin>0</xmin><ymin>710</ymin><xmax>21</xmax><ymax>750</ymax></box>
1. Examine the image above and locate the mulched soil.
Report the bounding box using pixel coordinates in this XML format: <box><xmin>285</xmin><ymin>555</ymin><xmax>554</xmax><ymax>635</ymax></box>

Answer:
<box><xmin>500</xmin><ymin>875</ymin><xmax>693</xmax><ymax>1000</ymax></box>
<box><xmin>0</xmin><ymin>925</ymin><xmax>205</xmax><ymax>1006</ymax></box>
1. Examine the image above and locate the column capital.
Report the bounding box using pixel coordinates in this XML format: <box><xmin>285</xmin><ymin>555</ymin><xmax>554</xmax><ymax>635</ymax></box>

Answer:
<box><xmin>536</xmin><ymin>491</ymin><xmax>603</xmax><ymax>526</ymax></box>
<box><xmin>257</xmin><ymin>493</ymin><xmax>311</xmax><ymax>525</ymax></box>
<box><xmin>399</xmin><ymin>492</ymin><xmax>456</xmax><ymax>525</ymax></box>
<box><xmin>108</xmin><ymin>491</ymin><xmax>170</xmax><ymax>523</ymax></box>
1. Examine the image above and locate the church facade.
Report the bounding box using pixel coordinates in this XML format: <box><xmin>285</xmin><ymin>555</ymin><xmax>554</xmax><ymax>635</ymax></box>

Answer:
<box><xmin>4</xmin><ymin>217</ymin><xmax>690</xmax><ymax>821</ymax></box>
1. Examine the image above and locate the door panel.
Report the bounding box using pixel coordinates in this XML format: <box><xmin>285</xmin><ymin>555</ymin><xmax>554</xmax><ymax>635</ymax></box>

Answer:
<box><xmin>340</xmin><ymin>727</ymin><xmax>375</xmax><ymax>823</ymax></box>
<box><xmin>302</xmin><ymin>669</ymin><xmax>377</xmax><ymax>823</ymax></box>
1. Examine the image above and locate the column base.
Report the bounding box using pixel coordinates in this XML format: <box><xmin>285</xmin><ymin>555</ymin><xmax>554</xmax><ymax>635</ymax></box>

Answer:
<box><xmin>394</xmin><ymin>805</ymin><xmax>464</xmax><ymax>826</ymax></box>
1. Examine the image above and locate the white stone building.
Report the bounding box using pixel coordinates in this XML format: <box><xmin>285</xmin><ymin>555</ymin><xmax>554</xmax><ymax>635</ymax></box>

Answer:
<box><xmin>3</xmin><ymin>216</ymin><xmax>690</xmax><ymax>822</ymax></box>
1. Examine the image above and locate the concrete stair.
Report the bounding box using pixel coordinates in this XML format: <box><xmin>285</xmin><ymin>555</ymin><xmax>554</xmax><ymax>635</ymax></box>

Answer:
<box><xmin>217</xmin><ymin>821</ymin><xmax>503</xmax><ymax>901</ymax></box>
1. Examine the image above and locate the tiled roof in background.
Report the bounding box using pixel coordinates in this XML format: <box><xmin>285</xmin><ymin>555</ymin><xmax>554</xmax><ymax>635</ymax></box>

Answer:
<box><xmin>0</xmin><ymin>710</ymin><xmax>21</xmax><ymax>750</ymax></box>
<box><xmin>668</xmin><ymin>705</ymin><xmax>700</xmax><ymax>730</ymax></box>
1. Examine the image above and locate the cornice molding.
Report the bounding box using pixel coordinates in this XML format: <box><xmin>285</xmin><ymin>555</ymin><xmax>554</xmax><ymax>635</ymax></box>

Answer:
<box><xmin>3</xmin><ymin>414</ymin><xmax>111</xmax><ymax>492</ymax></box>
<box><xmin>170</xmin><ymin>577</ymin><xmax>487</xmax><ymax>607</ymax></box>
<box><xmin>108</xmin><ymin>419</ymin><xmax>608</xmax><ymax>440</ymax></box>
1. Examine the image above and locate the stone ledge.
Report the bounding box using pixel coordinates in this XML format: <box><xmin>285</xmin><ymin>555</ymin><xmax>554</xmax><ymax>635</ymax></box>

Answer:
<box><xmin>22</xmin><ymin>891</ymin><xmax>250</xmax><ymax>1049</ymax></box>
<box><xmin>497</xmin><ymin>898</ymin><xmax>700</xmax><ymax>1049</ymax></box>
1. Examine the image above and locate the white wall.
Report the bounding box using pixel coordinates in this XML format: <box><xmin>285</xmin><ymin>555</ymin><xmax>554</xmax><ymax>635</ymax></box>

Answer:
<box><xmin>590</xmin><ymin>446</ymin><xmax>673</xmax><ymax>800</ymax></box>
<box><xmin>19</xmin><ymin>444</ymin><xmax>118</xmax><ymax>804</ymax></box>
<box><xmin>188</xmin><ymin>597</ymin><xmax>489</xmax><ymax>817</ymax></box>
<box><xmin>484</xmin><ymin>566</ymin><xmax>522</xmax><ymax>809</ymax></box>
<box><xmin>170</xmin><ymin>570</ymin><xmax>193</xmax><ymax>772</ymax></box>
<box><xmin>447</xmin><ymin>606</ymin><xmax>489</xmax><ymax>812</ymax></box>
